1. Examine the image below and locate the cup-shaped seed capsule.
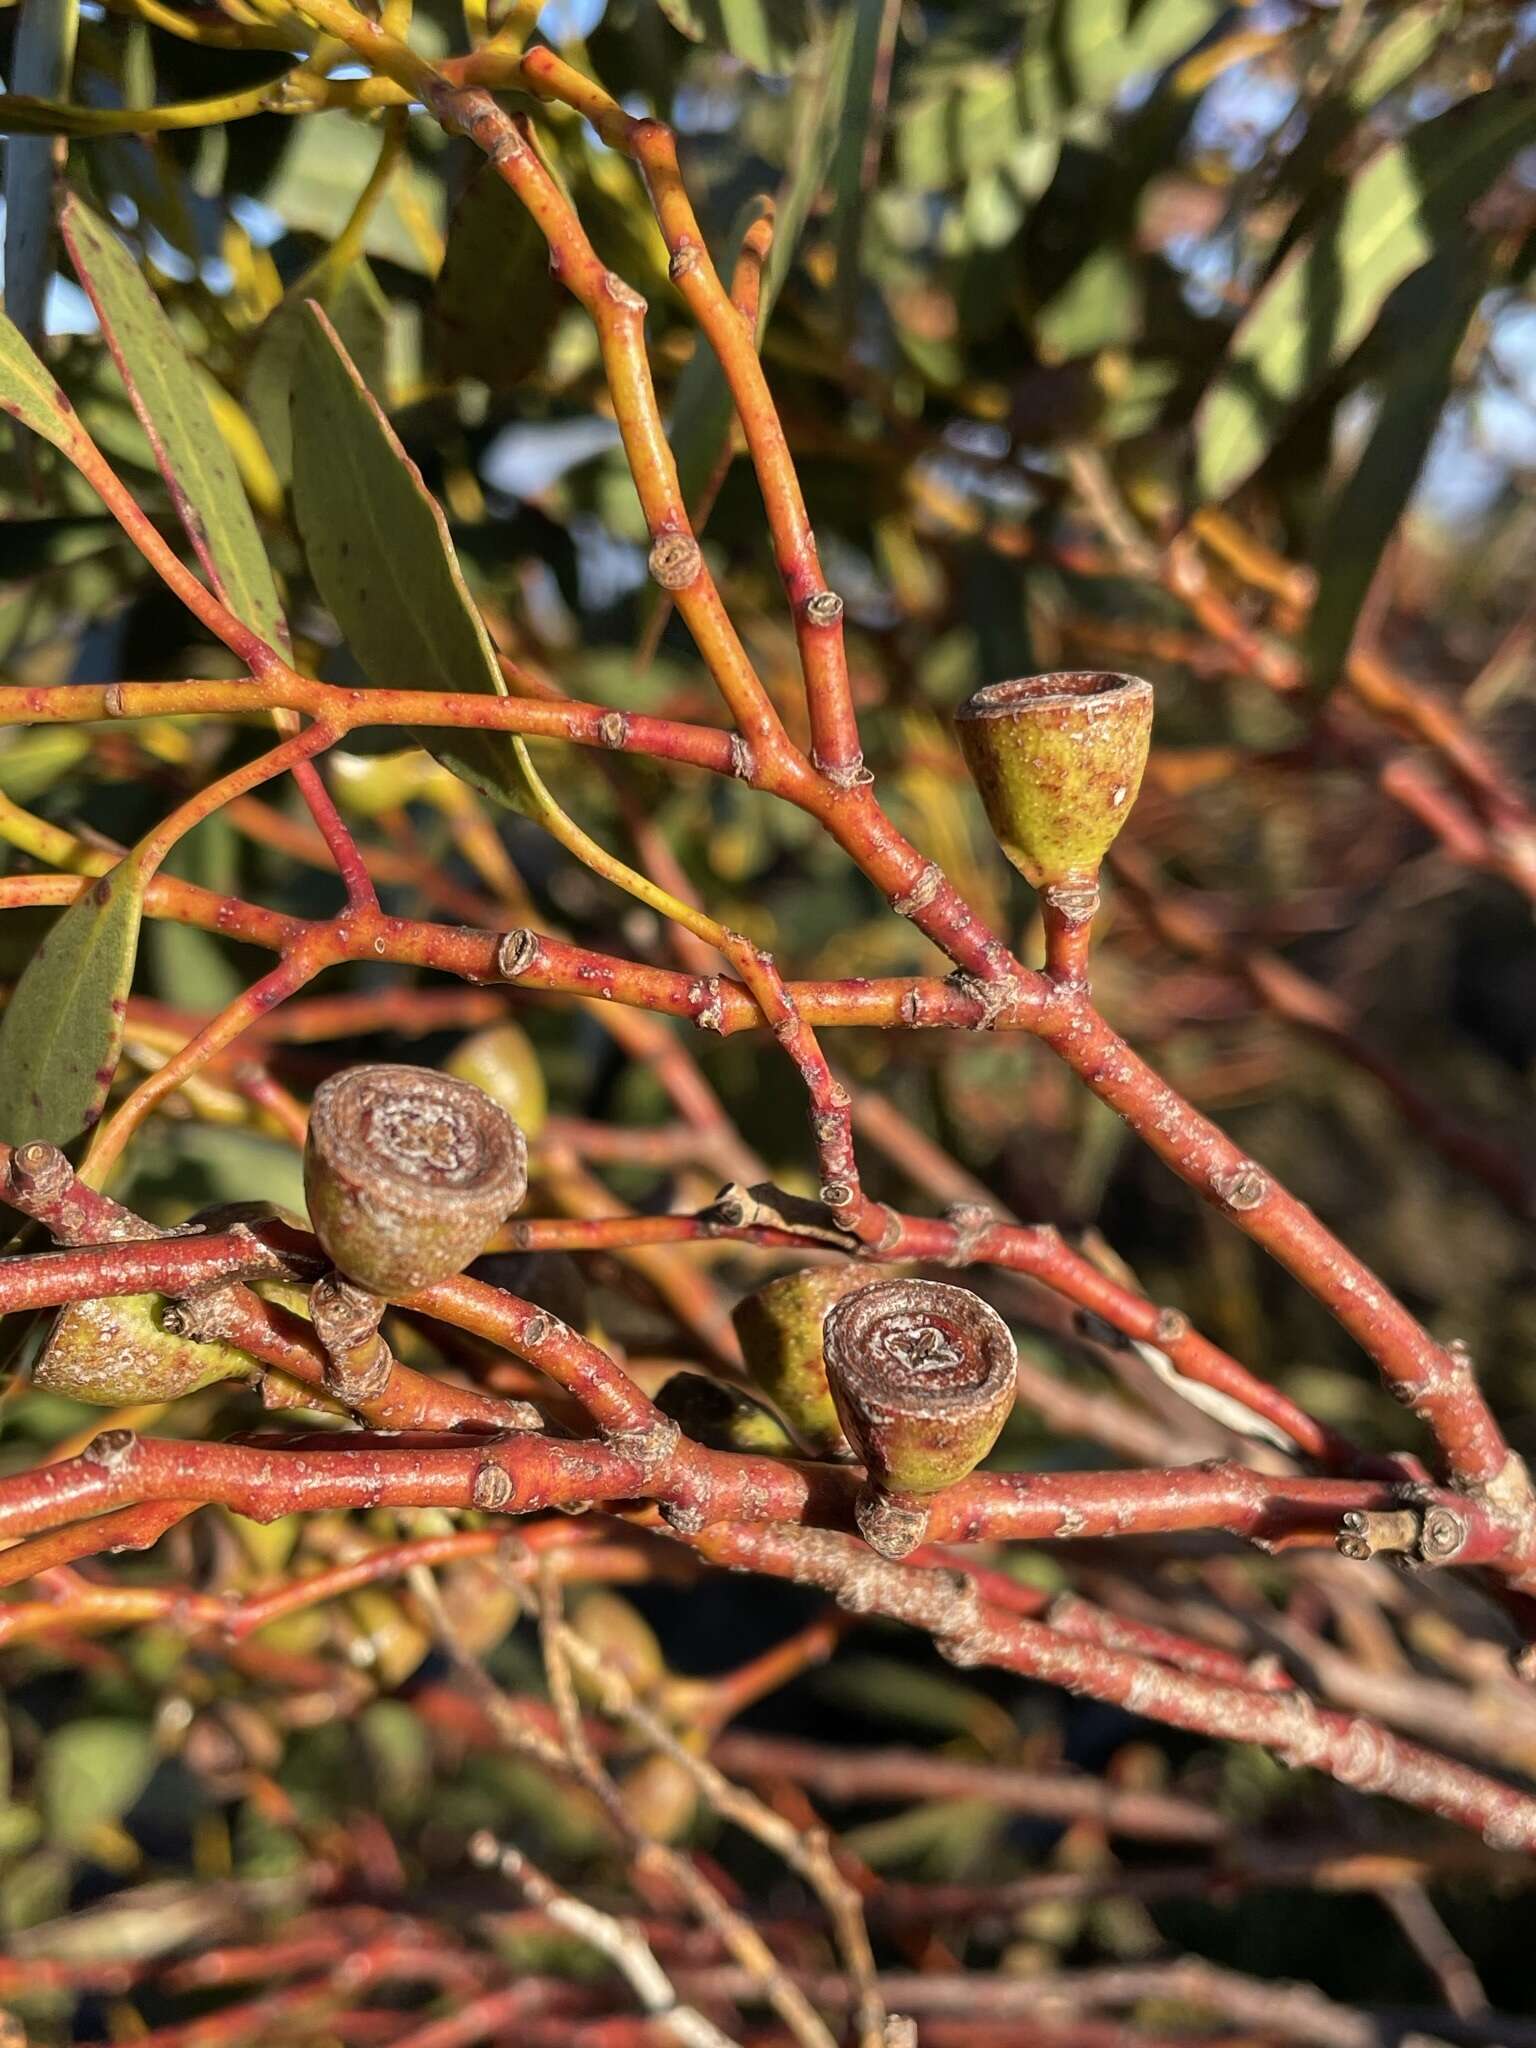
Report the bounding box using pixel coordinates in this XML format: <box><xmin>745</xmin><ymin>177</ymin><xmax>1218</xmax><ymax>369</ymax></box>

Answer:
<box><xmin>822</xmin><ymin>1277</ymin><xmax>1017</xmax><ymax>1500</ymax></box>
<box><xmin>731</xmin><ymin>1264</ymin><xmax>869</xmax><ymax>1453</ymax></box>
<box><xmin>955</xmin><ymin>671</ymin><xmax>1153</xmax><ymax>889</ymax></box>
<box><xmin>304</xmin><ymin>1063</ymin><xmax>527</xmax><ymax>1299</ymax></box>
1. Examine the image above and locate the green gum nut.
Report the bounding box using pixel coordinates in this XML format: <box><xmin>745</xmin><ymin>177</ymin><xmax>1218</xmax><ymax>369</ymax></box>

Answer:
<box><xmin>955</xmin><ymin>671</ymin><xmax>1153</xmax><ymax>888</ymax></box>
<box><xmin>569</xmin><ymin>1590</ymin><xmax>666</xmax><ymax>1702</ymax></box>
<box><xmin>34</xmin><ymin>1292</ymin><xmax>257</xmax><ymax>1405</ymax></box>
<box><xmin>445</xmin><ymin>1020</ymin><xmax>548</xmax><ymax>1142</ymax></box>
<box><xmin>303</xmin><ymin>1063</ymin><xmax>527</xmax><ymax>1300</ymax></box>
<box><xmin>822</xmin><ymin>1277</ymin><xmax>1017</xmax><ymax>1558</ymax></box>
<box><xmin>730</xmin><ymin>1264</ymin><xmax>869</xmax><ymax>1454</ymax></box>
<box><xmin>657</xmin><ymin>1371</ymin><xmax>796</xmax><ymax>1457</ymax></box>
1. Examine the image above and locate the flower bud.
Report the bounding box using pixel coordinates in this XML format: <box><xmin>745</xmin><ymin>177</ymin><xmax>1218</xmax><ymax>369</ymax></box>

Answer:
<box><xmin>955</xmin><ymin>671</ymin><xmax>1152</xmax><ymax>888</ymax></box>
<box><xmin>35</xmin><ymin>1291</ymin><xmax>257</xmax><ymax>1405</ymax></box>
<box><xmin>303</xmin><ymin>1064</ymin><xmax>527</xmax><ymax>1299</ymax></box>
<box><xmin>656</xmin><ymin>1371</ymin><xmax>795</xmax><ymax>1456</ymax></box>
<box><xmin>445</xmin><ymin>1020</ymin><xmax>547</xmax><ymax>1141</ymax></box>
<box><xmin>731</xmin><ymin>1264</ymin><xmax>869</xmax><ymax>1453</ymax></box>
<box><xmin>822</xmin><ymin>1277</ymin><xmax>1016</xmax><ymax>1558</ymax></box>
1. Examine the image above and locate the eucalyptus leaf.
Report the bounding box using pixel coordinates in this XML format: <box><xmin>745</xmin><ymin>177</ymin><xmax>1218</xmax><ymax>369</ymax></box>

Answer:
<box><xmin>826</xmin><ymin>0</ymin><xmax>901</xmax><ymax>322</ymax></box>
<box><xmin>290</xmin><ymin>304</ymin><xmax>531</xmax><ymax>813</ymax></box>
<box><xmin>39</xmin><ymin>1719</ymin><xmax>155</xmax><ymax>1850</ymax></box>
<box><xmin>260</xmin><ymin>110</ymin><xmax>446</xmax><ymax>276</ymax></box>
<box><xmin>432</xmin><ymin>164</ymin><xmax>561</xmax><ymax>390</ymax></box>
<box><xmin>671</xmin><ymin>3</ymin><xmax>866</xmax><ymax>522</ymax></box>
<box><xmin>1195</xmin><ymin>87</ymin><xmax>1536</xmax><ymax>502</ymax></box>
<box><xmin>60</xmin><ymin>195</ymin><xmax>289</xmax><ymax>652</ymax></box>
<box><xmin>1305</xmin><ymin>255</ymin><xmax>1485</xmax><ymax>695</ymax></box>
<box><xmin>3</xmin><ymin>0</ymin><xmax>79</xmax><ymax>346</ymax></box>
<box><xmin>653</xmin><ymin>0</ymin><xmax>815</xmax><ymax>77</ymax></box>
<box><xmin>0</xmin><ymin>860</ymin><xmax>146</xmax><ymax>1148</ymax></box>
<box><xmin>0</xmin><ymin>302</ymin><xmax>87</xmax><ymax>454</ymax></box>
<box><xmin>1045</xmin><ymin>0</ymin><xmax>1220</xmax><ymax>110</ymax></box>
<box><xmin>246</xmin><ymin>259</ymin><xmax>391</xmax><ymax>483</ymax></box>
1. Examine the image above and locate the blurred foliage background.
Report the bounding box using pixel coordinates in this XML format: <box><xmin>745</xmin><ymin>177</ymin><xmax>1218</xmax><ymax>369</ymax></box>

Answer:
<box><xmin>7</xmin><ymin>0</ymin><xmax>1536</xmax><ymax>2038</ymax></box>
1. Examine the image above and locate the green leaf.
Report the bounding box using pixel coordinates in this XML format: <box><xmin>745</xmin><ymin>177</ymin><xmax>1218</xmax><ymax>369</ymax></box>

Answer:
<box><xmin>260</xmin><ymin>110</ymin><xmax>446</xmax><ymax>277</ymax></box>
<box><xmin>146</xmin><ymin>814</ymin><xmax>244</xmax><ymax>1011</ymax></box>
<box><xmin>59</xmin><ymin>195</ymin><xmax>289</xmax><ymax>653</ymax></box>
<box><xmin>2</xmin><ymin>0</ymin><xmax>79</xmax><ymax>345</ymax></box>
<box><xmin>0</xmin><ymin>727</ymin><xmax>90</xmax><ymax>803</ymax></box>
<box><xmin>290</xmin><ymin>303</ymin><xmax>530</xmax><ymax>813</ymax></box>
<box><xmin>826</xmin><ymin>0</ymin><xmax>901</xmax><ymax>323</ymax></box>
<box><xmin>1034</xmin><ymin>245</ymin><xmax>1142</xmax><ymax>363</ymax></box>
<box><xmin>0</xmin><ymin>858</ymin><xmax>146</xmax><ymax>1148</ymax></box>
<box><xmin>0</xmin><ymin>304</ymin><xmax>87</xmax><ymax>454</ymax></box>
<box><xmin>653</xmin><ymin>0</ymin><xmax>815</xmax><ymax>78</ymax></box>
<box><xmin>1046</xmin><ymin>0</ymin><xmax>1220</xmax><ymax>111</ymax></box>
<box><xmin>898</xmin><ymin>63</ymin><xmax>1056</xmax><ymax>194</ymax></box>
<box><xmin>1194</xmin><ymin>87</ymin><xmax>1536</xmax><ymax>502</ymax></box>
<box><xmin>1345</xmin><ymin>1</ymin><xmax>1453</xmax><ymax>114</ymax></box>
<box><xmin>246</xmin><ymin>259</ymin><xmax>390</xmax><ymax>483</ymax></box>
<box><xmin>670</xmin><ymin>4</ymin><xmax>866</xmax><ymax>520</ymax></box>
<box><xmin>39</xmin><ymin>1719</ymin><xmax>155</xmax><ymax>1850</ymax></box>
<box><xmin>431</xmin><ymin>163</ymin><xmax>561</xmax><ymax>390</ymax></box>
<box><xmin>1304</xmin><ymin>254</ymin><xmax>1484</xmax><ymax>696</ymax></box>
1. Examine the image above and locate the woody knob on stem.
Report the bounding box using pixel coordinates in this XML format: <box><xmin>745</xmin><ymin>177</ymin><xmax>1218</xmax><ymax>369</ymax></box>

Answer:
<box><xmin>303</xmin><ymin>1063</ymin><xmax>527</xmax><ymax>1406</ymax></box>
<box><xmin>956</xmin><ymin>670</ymin><xmax>1152</xmax><ymax>984</ymax></box>
<box><xmin>822</xmin><ymin>1277</ymin><xmax>1017</xmax><ymax>1559</ymax></box>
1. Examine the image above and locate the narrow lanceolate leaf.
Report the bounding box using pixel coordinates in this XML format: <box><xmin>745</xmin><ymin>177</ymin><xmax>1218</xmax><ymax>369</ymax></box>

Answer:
<box><xmin>1195</xmin><ymin>87</ymin><xmax>1536</xmax><ymax>502</ymax></box>
<box><xmin>0</xmin><ymin>303</ymin><xmax>87</xmax><ymax>453</ymax></box>
<box><xmin>653</xmin><ymin>0</ymin><xmax>814</xmax><ymax>78</ymax></box>
<box><xmin>1045</xmin><ymin>0</ymin><xmax>1220</xmax><ymax>113</ymax></box>
<box><xmin>671</xmin><ymin>4</ymin><xmax>864</xmax><ymax>521</ymax></box>
<box><xmin>827</xmin><ymin>0</ymin><xmax>901</xmax><ymax>325</ymax></box>
<box><xmin>247</xmin><ymin>258</ymin><xmax>391</xmax><ymax>483</ymax></box>
<box><xmin>1304</xmin><ymin>255</ymin><xmax>1485</xmax><ymax>697</ymax></box>
<box><xmin>0</xmin><ymin>860</ymin><xmax>146</xmax><ymax>1148</ymax></box>
<box><xmin>431</xmin><ymin>165</ymin><xmax>560</xmax><ymax>391</ymax></box>
<box><xmin>58</xmin><ymin>194</ymin><xmax>289</xmax><ymax>652</ymax></box>
<box><xmin>2</xmin><ymin>0</ymin><xmax>79</xmax><ymax>346</ymax></box>
<box><xmin>290</xmin><ymin>304</ymin><xmax>530</xmax><ymax>813</ymax></box>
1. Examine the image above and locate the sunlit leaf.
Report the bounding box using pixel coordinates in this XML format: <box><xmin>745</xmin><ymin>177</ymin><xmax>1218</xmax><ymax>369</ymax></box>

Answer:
<box><xmin>1304</xmin><ymin>254</ymin><xmax>1485</xmax><ymax>695</ymax></box>
<box><xmin>1194</xmin><ymin>88</ymin><xmax>1536</xmax><ymax>502</ymax></box>
<box><xmin>1045</xmin><ymin>0</ymin><xmax>1221</xmax><ymax>109</ymax></box>
<box><xmin>0</xmin><ymin>302</ymin><xmax>87</xmax><ymax>454</ymax></box>
<box><xmin>290</xmin><ymin>304</ymin><xmax>532</xmax><ymax>813</ymax></box>
<box><xmin>653</xmin><ymin>0</ymin><xmax>815</xmax><ymax>78</ymax></box>
<box><xmin>60</xmin><ymin>195</ymin><xmax>289</xmax><ymax>652</ymax></box>
<box><xmin>261</xmin><ymin>110</ymin><xmax>446</xmax><ymax>276</ymax></box>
